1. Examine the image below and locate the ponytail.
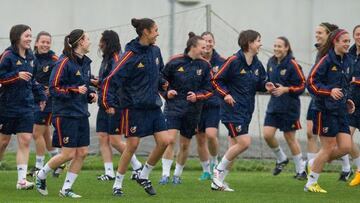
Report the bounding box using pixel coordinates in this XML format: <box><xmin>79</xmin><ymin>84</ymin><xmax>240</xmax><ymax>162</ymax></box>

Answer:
<box><xmin>131</xmin><ymin>18</ymin><xmax>155</xmax><ymax>37</ymax></box>
<box><xmin>63</xmin><ymin>29</ymin><xmax>85</xmax><ymax>61</ymax></box>
<box><xmin>185</xmin><ymin>32</ymin><xmax>203</xmax><ymax>54</ymax></box>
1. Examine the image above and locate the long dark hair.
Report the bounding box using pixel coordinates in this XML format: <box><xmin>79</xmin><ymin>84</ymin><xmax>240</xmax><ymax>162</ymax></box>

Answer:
<box><xmin>276</xmin><ymin>36</ymin><xmax>293</xmax><ymax>56</ymax></box>
<box><xmin>9</xmin><ymin>24</ymin><xmax>31</xmax><ymax>53</ymax></box>
<box><xmin>34</xmin><ymin>31</ymin><xmax>52</xmax><ymax>53</ymax></box>
<box><xmin>318</xmin><ymin>29</ymin><xmax>348</xmax><ymax>58</ymax></box>
<box><xmin>100</xmin><ymin>30</ymin><xmax>121</xmax><ymax>60</ymax></box>
<box><xmin>319</xmin><ymin>22</ymin><xmax>338</xmax><ymax>34</ymax></box>
<box><xmin>63</xmin><ymin>29</ymin><xmax>85</xmax><ymax>61</ymax></box>
<box><xmin>131</xmin><ymin>18</ymin><xmax>155</xmax><ymax>37</ymax></box>
<box><xmin>185</xmin><ymin>32</ymin><xmax>203</xmax><ymax>54</ymax></box>
<box><xmin>238</xmin><ymin>30</ymin><xmax>260</xmax><ymax>52</ymax></box>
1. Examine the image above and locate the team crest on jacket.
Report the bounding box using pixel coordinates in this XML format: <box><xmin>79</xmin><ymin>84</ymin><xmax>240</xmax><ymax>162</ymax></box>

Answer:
<box><xmin>322</xmin><ymin>127</ymin><xmax>329</xmax><ymax>134</ymax></box>
<box><xmin>212</xmin><ymin>66</ymin><xmax>219</xmax><ymax>73</ymax></box>
<box><xmin>331</xmin><ymin>66</ymin><xmax>337</xmax><ymax>71</ymax></box>
<box><xmin>30</xmin><ymin>60</ymin><xmax>34</xmax><ymax>67</ymax></box>
<box><xmin>177</xmin><ymin>67</ymin><xmax>184</xmax><ymax>72</ymax></box>
<box><xmin>76</xmin><ymin>70</ymin><xmax>81</xmax><ymax>76</ymax></box>
<box><xmin>155</xmin><ymin>57</ymin><xmax>159</xmax><ymax>65</ymax></box>
<box><xmin>130</xmin><ymin>126</ymin><xmax>137</xmax><ymax>133</ymax></box>
<box><xmin>235</xmin><ymin>125</ymin><xmax>242</xmax><ymax>132</ymax></box>
<box><xmin>240</xmin><ymin>69</ymin><xmax>246</xmax><ymax>74</ymax></box>
<box><xmin>137</xmin><ymin>62</ymin><xmax>145</xmax><ymax>68</ymax></box>
<box><xmin>255</xmin><ymin>69</ymin><xmax>259</xmax><ymax>76</ymax></box>
<box><xmin>268</xmin><ymin>67</ymin><xmax>273</xmax><ymax>72</ymax></box>
<box><xmin>0</xmin><ymin>124</ymin><xmax>3</xmax><ymax>130</ymax></box>
<box><xmin>196</xmin><ymin>69</ymin><xmax>202</xmax><ymax>76</ymax></box>
<box><xmin>16</xmin><ymin>60</ymin><xmax>22</xmax><ymax>65</ymax></box>
<box><xmin>43</xmin><ymin>65</ymin><xmax>49</xmax><ymax>73</ymax></box>
<box><xmin>346</xmin><ymin>67</ymin><xmax>350</xmax><ymax>74</ymax></box>
<box><xmin>63</xmin><ymin>137</ymin><xmax>69</xmax><ymax>144</ymax></box>
<box><xmin>280</xmin><ymin>69</ymin><xmax>286</xmax><ymax>76</ymax></box>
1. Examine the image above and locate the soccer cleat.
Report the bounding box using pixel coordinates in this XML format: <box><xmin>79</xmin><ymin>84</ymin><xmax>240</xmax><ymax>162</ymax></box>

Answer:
<box><xmin>97</xmin><ymin>174</ymin><xmax>115</xmax><ymax>181</ymax></box>
<box><xmin>159</xmin><ymin>175</ymin><xmax>170</xmax><ymax>185</ymax></box>
<box><xmin>130</xmin><ymin>165</ymin><xmax>143</xmax><ymax>180</ymax></box>
<box><xmin>349</xmin><ymin>171</ymin><xmax>360</xmax><ymax>186</ymax></box>
<box><xmin>35</xmin><ymin>175</ymin><xmax>48</xmax><ymax>195</ymax></box>
<box><xmin>59</xmin><ymin>189</ymin><xmax>82</xmax><ymax>198</ymax></box>
<box><xmin>338</xmin><ymin>170</ymin><xmax>354</xmax><ymax>182</ymax></box>
<box><xmin>223</xmin><ymin>182</ymin><xmax>235</xmax><ymax>192</ymax></box>
<box><xmin>304</xmin><ymin>183</ymin><xmax>327</xmax><ymax>193</ymax></box>
<box><xmin>272</xmin><ymin>159</ymin><xmax>289</xmax><ymax>176</ymax></box>
<box><xmin>294</xmin><ymin>171</ymin><xmax>307</xmax><ymax>181</ymax></box>
<box><xmin>212</xmin><ymin>168</ymin><xmax>225</xmax><ymax>190</ymax></box>
<box><xmin>211</xmin><ymin>182</ymin><xmax>225</xmax><ymax>191</ymax></box>
<box><xmin>53</xmin><ymin>163</ymin><xmax>66</xmax><ymax>178</ymax></box>
<box><xmin>172</xmin><ymin>176</ymin><xmax>182</xmax><ymax>185</ymax></box>
<box><xmin>199</xmin><ymin>172</ymin><xmax>212</xmax><ymax>181</ymax></box>
<box><xmin>16</xmin><ymin>180</ymin><xmax>34</xmax><ymax>190</ymax></box>
<box><xmin>136</xmin><ymin>178</ymin><xmax>156</xmax><ymax>196</ymax></box>
<box><xmin>112</xmin><ymin>188</ymin><xmax>124</xmax><ymax>197</ymax></box>
<box><xmin>27</xmin><ymin>167</ymin><xmax>40</xmax><ymax>177</ymax></box>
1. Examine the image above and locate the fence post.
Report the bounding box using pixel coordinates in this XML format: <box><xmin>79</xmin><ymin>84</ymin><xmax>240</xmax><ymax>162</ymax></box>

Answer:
<box><xmin>205</xmin><ymin>4</ymin><xmax>211</xmax><ymax>32</ymax></box>
<box><xmin>169</xmin><ymin>0</ymin><xmax>175</xmax><ymax>57</ymax></box>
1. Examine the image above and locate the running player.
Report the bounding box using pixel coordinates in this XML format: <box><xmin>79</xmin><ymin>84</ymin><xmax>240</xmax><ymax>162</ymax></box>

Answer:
<box><xmin>35</xmin><ymin>29</ymin><xmax>97</xmax><ymax>198</ymax></box>
<box><xmin>94</xmin><ymin>30</ymin><xmax>142</xmax><ymax>181</ymax></box>
<box><xmin>195</xmin><ymin>31</ymin><xmax>225</xmax><ymax>181</ymax></box>
<box><xmin>101</xmin><ymin>18</ymin><xmax>170</xmax><ymax>197</ymax></box>
<box><xmin>159</xmin><ymin>32</ymin><xmax>212</xmax><ymax>184</ymax></box>
<box><xmin>0</xmin><ymin>24</ymin><xmax>46</xmax><ymax>190</ymax></box>
<box><xmin>305</xmin><ymin>29</ymin><xmax>354</xmax><ymax>193</ymax></box>
<box><xmin>263</xmin><ymin>36</ymin><xmax>306</xmax><ymax>179</ymax></box>
<box><xmin>211</xmin><ymin>30</ymin><xmax>267</xmax><ymax>191</ymax></box>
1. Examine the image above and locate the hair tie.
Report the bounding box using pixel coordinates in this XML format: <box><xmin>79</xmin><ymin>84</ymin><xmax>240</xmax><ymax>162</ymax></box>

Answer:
<box><xmin>333</xmin><ymin>29</ymin><xmax>348</xmax><ymax>44</ymax></box>
<box><xmin>71</xmin><ymin>32</ymin><xmax>85</xmax><ymax>47</ymax></box>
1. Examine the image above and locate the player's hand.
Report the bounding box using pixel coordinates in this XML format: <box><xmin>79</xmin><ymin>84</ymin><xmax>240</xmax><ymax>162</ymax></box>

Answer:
<box><xmin>78</xmin><ymin>85</ymin><xmax>88</xmax><ymax>94</ymax></box>
<box><xmin>224</xmin><ymin>94</ymin><xmax>236</xmax><ymax>107</ymax></box>
<box><xmin>167</xmin><ymin>90</ymin><xmax>177</xmax><ymax>99</ymax></box>
<box><xmin>330</xmin><ymin>88</ymin><xmax>343</xmax><ymax>100</ymax></box>
<box><xmin>187</xmin><ymin>91</ymin><xmax>197</xmax><ymax>103</ymax></box>
<box><xmin>106</xmin><ymin>107</ymin><xmax>115</xmax><ymax>115</ymax></box>
<box><xmin>89</xmin><ymin>93</ymin><xmax>97</xmax><ymax>103</ymax></box>
<box><xmin>347</xmin><ymin>99</ymin><xmax>355</xmax><ymax>114</ymax></box>
<box><xmin>19</xmin><ymin>71</ymin><xmax>32</xmax><ymax>81</ymax></box>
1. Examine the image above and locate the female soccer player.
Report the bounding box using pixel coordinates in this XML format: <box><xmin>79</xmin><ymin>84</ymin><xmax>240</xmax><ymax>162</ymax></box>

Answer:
<box><xmin>94</xmin><ymin>30</ymin><xmax>142</xmax><ymax>181</ymax></box>
<box><xmin>0</xmin><ymin>24</ymin><xmax>46</xmax><ymax>189</ymax></box>
<box><xmin>347</xmin><ymin>25</ymin><xmax>360</xmax><ymax>186</ymax></box>
<box><xmin>211</xmin><ymin>30</ymin><xmax>267</xmax><ymax>191</ymax></box>
<box><xmin>195</xmin><ymin>31</ymin><xmax>224</xmax><ymax>181</ymax></box>
<box><xmin>159</xmin><ymin>32</ymin><xmax>212</xmax><ymax>184</ymax></box>
<box><xmin>35</xmin><ymin>29</ymin><xmax>97</xmax><ymax>198</ymax></box>
<box><xmin>101</xmin><ymin>18</ymin><xmax>170</xmax><ymax>197</ymax></box>
<box><xmin>263</xmin><ymin>36</ymin><xmax>306</xmax><ymax>179</ymax></box>
<box><xmin>305</xmin><ymin>29</ymin><xmax>354</xmax><ymax>193</ymax></box>
<box><xmin>27</xmin><ymin>31</ymin><xmax>63</xmax><ymax>178</ymax></box>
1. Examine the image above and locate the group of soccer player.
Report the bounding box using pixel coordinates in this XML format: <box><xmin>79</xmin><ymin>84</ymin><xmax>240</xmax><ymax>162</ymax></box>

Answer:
<box><xmin>0</xmin><ymin>17</ymin><xmax>360</xmax><ymax>198</ymax></box>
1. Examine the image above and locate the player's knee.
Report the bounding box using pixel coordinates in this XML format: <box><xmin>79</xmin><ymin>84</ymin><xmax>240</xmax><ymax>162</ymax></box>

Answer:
<box><xmin>64</xmin><ymin>151</ymin><xmax>77</xmax><ymax>160</ymax></box>
<box><xmin>0</xmin><ymin>137</ymin><xmax>11</xmax><ymax>149</ymax></box>
<box><xmin>78</xmin><ymin>149</ymin><xmax>88</xmax><ymax>158</ymax></box>
<box><xmin>263</xmin><ymin>132</ymin><xmax>273</xmax><ymax>140</ymax></box>
<box><xmin>340</xmin><ymin>144</ymin><xmax>351</xmax><ymax>155</ymax></box>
